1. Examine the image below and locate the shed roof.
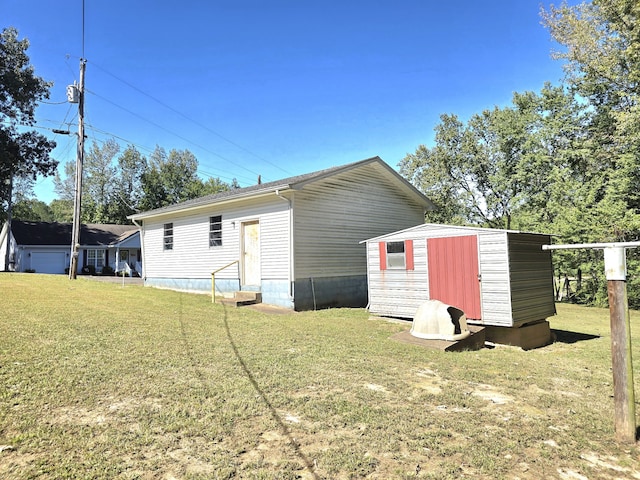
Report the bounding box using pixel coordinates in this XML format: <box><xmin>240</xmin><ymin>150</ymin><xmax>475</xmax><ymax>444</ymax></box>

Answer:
<box><xmin>10</xmin><ymin>221</ymin><xmax>139</xmax><ymax>246</ymax></box>
<box><xmin>362</xmin><ymin>223</ymin><xmax>552</xmax><ymax>243</ymax></box>
<box><xmin>129</xmin><ymin>156</ymin><xmax>434</xmax><ymax>221</ymax></box>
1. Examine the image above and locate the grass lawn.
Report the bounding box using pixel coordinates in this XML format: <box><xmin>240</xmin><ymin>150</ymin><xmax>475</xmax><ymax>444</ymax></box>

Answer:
<box><xmin>2</xmin><ymin>273</ymin><xmax>640</xmax><ymax>479</ymax></box>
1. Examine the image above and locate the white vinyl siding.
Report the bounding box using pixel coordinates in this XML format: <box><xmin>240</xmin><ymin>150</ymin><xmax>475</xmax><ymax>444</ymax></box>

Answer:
<box><xmin>293</xmin><ymin>163</ymin><xmax>426</xmax><ymax>279</ymax></box>
<box><xmin>507</xmin><ymin>233</ymin><xmax>556</xmax><ymax>324</ymax></box>
<box><xmin>142</xmin><ymin>197</ymin><xmax>290</xmax><ymax>281</ymax></box>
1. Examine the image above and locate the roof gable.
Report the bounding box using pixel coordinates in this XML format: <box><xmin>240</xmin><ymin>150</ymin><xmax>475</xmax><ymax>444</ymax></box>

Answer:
<box><xmin>129</xmin><ymin>157</ymin><xmax>433</xmax><ymax>220</ymax></box>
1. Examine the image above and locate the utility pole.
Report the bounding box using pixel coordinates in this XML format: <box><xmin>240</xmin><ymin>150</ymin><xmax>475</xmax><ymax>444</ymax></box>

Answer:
<box><xmin>3</xmin><ymin>173</ymin><xmax>13</xmax><ymax>271</ymax></box>
<box><xmin>69</xmin><ymin>59</ymin><xmax>86</xmax><ymax>279</ymax></box>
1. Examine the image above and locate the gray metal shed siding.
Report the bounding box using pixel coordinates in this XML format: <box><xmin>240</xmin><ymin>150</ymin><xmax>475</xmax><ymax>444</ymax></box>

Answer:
<box><xmin>506</xmin><ymin>233</ymin><xmax>556</xmax><ymax>325</ymax></box>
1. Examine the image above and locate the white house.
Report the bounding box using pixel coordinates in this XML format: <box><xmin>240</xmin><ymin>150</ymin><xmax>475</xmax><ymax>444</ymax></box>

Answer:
<box><xmin>129</xmin><ymin>157</ymin><xmax>434</xmax><ymax>310</ymax></box>
<box><xmin>0</xmin><ymin>220</ymin><xmax>141</xmax><ymax>275</ymax></box>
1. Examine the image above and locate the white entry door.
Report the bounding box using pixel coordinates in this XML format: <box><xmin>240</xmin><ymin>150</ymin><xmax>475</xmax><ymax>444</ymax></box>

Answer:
<box><xmin>242</xmin><ymin>221</ymin><xmax>260</xmax><ymax>286</ymax></box>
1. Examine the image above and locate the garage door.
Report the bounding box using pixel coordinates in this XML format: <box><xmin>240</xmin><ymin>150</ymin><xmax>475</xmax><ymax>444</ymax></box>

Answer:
<box><xmin>31</xmin><ymin>252</ymin><xmax>67</xmax><ymax>274</ymax></box>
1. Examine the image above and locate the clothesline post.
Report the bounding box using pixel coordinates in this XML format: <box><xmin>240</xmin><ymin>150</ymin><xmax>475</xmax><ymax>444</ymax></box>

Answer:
<box><xmin>543</xmin><ymin>241</ymin><xmax>640</xmax><ymax>444</ymax></box>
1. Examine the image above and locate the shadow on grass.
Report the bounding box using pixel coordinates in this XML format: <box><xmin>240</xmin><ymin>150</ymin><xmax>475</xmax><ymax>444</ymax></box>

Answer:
<box><xmin>552</xmin><ymin>329</ymin><xmax>600</xmax><ymax>344</ymax></box>
<box><xmin>219</xmin><ymin>301</ymin><xmax>320</xmax><ymax>479</ymax></box>
<box><xmin>176</xmin><ymin>293</ymin><xmax>318</xmax><ymax>477</ymax></box>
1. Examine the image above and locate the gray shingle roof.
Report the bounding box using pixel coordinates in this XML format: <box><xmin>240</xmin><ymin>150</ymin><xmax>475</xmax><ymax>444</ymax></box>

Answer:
<box><xmin>10</xmin><ymin>221</ymin><xmax>139</xmax><ymax>246</ymax></box>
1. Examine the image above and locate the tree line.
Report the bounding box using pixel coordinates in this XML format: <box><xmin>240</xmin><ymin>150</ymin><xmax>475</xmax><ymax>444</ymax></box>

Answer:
<box><xmin>400</xmin><ymin>0</ymin><xmax>640</xmax><ymax>307</ymax></box>
<box><xmin>10</xmin><ymin>141</ymin><xmax>238</xmax><ymax>225</ymax></box>
<box><xmin>45</xmin><ymin>140</ymin><xmax>238</xmax><ymax>224</ymax></box>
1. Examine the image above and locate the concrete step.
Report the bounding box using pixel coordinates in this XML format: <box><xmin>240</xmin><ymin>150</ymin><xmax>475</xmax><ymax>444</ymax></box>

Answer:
<box><xmin>219</xmin><ymin>291</ymin><xmax>262</xmax><ymax>307</ymax></box>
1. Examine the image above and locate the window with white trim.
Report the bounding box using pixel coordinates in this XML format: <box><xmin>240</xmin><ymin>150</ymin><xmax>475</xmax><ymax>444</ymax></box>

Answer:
<box><xmin>163</xmin><ymin>223</ymin><xmax>173</xmax><ymax>250</ymax></box>
<box><xmin>87</xmin><ymin>249</ymin><xmax>105</xmax><ymax>270</ymax></box>
<box><xmin>209</xmin><ymin>216</ymin><xmax>222</xmax><ymax>247</ymax></box>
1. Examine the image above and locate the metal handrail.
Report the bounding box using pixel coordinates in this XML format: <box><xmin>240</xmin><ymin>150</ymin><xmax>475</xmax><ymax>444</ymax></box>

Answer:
<box><xmin>211</xmin><ymin>260</ymin><xmax>239</xmax><ymax>304</ymax></box>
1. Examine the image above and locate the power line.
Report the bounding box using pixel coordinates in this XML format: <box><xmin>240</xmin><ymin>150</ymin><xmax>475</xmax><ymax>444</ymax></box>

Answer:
<box><xmin>86</xmin><ymin>88</ymin><xmax>264</xmax><ymax>182</ymax></box>
<box><xmin>66</xmin><ymin>121</ymin><xmax>252</xmax><ymax>186</ymax></box>
<box><xmin>87</xmin><ymin>60</ymin><xmax>293</xmax><ymax>177</ymax></box>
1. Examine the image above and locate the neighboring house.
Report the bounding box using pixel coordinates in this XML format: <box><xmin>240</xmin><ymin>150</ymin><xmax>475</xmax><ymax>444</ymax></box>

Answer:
<box><xmin>0</xmin><ymin>221</ymin><xmax>141</xmax><ymax>275</ymax></box>
<box><xmin>129</xmin><ymin>157</ymin><xmax>434</xmax><ymax>310</ymax></box>
<box><xmin>363</xmin><ymin>223</ymin><xmax>556</xmax><ymax>327</ymax></box>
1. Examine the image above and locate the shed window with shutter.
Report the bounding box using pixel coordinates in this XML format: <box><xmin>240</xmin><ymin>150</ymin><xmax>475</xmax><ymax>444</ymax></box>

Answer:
<box><xmin>380</xmin><ymin>240</ymin><xmax>414</xmax><ymax>270</ymax></box>
<box><xmin>386</xmin><ymin>241</ymin><xmax>406</xmax><ymax>268</ymax></box>
<box><xmin>209</xmin><ymin>216</ymin><xmax>222</xmax><ymax>247</ymax></box>
<box><xmin>163</xmin><ymin>223</ymin><xmax>174</xmax><ymax>251</ymax></box>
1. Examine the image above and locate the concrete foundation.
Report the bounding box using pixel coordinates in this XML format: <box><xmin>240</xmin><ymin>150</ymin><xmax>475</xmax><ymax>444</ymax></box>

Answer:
<box><xmin>484</xmin><ymin>320</ymin><xmax>552</xmax><ymax>350</ymax></box>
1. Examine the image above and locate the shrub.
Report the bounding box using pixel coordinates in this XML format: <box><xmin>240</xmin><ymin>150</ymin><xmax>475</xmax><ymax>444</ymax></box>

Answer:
<box><xmin>82</xmin><ymin>265</ymin><xmax>96</xmax><ymax>275</ymax></box>
<box><xmin>101</xmin><ymin>265</ymin><xmax>114</xmax><ymax>275</ymax></box>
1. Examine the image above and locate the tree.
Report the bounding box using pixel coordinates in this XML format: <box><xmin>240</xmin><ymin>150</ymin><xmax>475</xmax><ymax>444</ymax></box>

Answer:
<box><xmin>400</xmin><ymin>85</ymin><xmax>587</xmax><ymax>230</ymax></box>
<box><xmin>0</xmin><ymin>27</ymin><xmax>56</xmax><ymax>221</ymax></box>
<box><xmin>542</xmin><ymin>1</ymin><xmax>640</xmax><ymax>306</ymax></box>
<box><xmin>82</xmin><ymin>139</ymin><xmax>120</xmax><ymax>222</ymax></box>
<box><xmin>140</xmin><ymin>147</ymin><xmax>206</xmax><ymax>210</ymax></box>
<box><xmin>49</xmin><ymin>199</ymin><xmax>73</xmax><ymax>222</ymax></box>
<box><xmin>53</xmin><ymin>160</ymin><xmax>75</xmax><ymax>202</ymax></box>
<box><xmin>108</xmin><ymin>145</ymin><xmax>147</xmax><ymax>223</ymax></box>
<box><xmin>12</xmin><ymin>198</ymin><xmax>54</xmax><ymax>221</ymax></box>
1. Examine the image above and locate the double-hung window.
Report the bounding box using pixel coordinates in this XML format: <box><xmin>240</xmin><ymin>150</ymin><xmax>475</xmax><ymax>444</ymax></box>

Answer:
<box><xmin>163</xmin><ymin>223</ymin><xmax>174</xmax><ymax>251</ymax></box>
<box><xmin>209</xmin><ymin>216</ymin><xmax>222</xmax><ymax>247</ymax></box>
<box><xmin>87</xmin><ymin>249</ymin><xmax>106</xmax><ymax>270</ymax></box>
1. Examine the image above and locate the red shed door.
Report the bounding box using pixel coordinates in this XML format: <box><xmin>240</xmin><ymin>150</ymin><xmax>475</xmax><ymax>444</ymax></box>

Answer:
<box><xmin>427</xmin><ymin>235</ymin><xmax>482</xmax><ymax>320</ymax></box>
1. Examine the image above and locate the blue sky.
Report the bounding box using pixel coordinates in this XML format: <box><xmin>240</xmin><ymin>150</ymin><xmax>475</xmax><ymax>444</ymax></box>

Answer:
<box><xmin>4</xmin><ymin>1</ymin><xmax>574</xmax><ymax>204</ymax></box>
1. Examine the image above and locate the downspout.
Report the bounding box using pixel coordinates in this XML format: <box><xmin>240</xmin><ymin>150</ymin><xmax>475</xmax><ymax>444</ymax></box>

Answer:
<box><xmin>275</xmin><ymin>190</ymin><xmax>294</xmax><ymax>300</ymax></box>
<box><xmin>131</xmin><ymin>218</ymin><xmax>145</xmax><ymax>280</ymax></box>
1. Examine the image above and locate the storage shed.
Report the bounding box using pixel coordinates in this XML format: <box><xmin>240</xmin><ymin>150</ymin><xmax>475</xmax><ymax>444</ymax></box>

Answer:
<box><xmin>363</xmin><ymin>224</ymin><xmax>556</xmax><ymax>329</ymax></box>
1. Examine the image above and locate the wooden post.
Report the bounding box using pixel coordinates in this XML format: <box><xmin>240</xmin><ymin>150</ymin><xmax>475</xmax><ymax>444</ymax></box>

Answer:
<box><xmin>543</xmin><ymin>242</ymin><xmax>640</xmax><ymax>444</ymax></box>
<box><xmin>608</xmin><ymin>279</ymin><xmax>636</xmax><ymax>442</ymax></box>
<box><xmin>605</xmin><ymin>246</ymin><xmax>636</xmax><ymax>443</ymax></box>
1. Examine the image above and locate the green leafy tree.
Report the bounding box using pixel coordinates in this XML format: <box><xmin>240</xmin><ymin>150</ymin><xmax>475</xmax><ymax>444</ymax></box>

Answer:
<box><xmin>401</xmin><ymin>85</ymin><xmax>586</xmax><ymax>230</ymax></box>
<box><xmin>542</xmin><ymin>0</ymin><xmax>640</xmax><ymax>306</ymax></box>
<box><xmin>140</xmin><ymin>147</ymin><xmax>208</xmax><ymax>210</ymax></box>
<box><xmin>53</xmin><ymin>160</ymin><xmax>75</xmax><ymax>202</ymax></box>
<box><xmin>83</xmin><ymin>139</ymin><xmax>120</xmax><ymax>223</ymax></box>
<box><xmin>110</xmin><ymin>144</ymin><xmax>147</xmax><ymax>222</ymax></box>
<box><xmin>12</xmin><ymin>198</ymin><xmax>54</xmax><ymax>221</ymax></box>
<box><xmin>49</xmin><ymin>199</ymin><xmax>73</xmax><ymax>222</ymax></box>
<box><xmin>0</xmin><ymin>27</ymin><xmax>56</xmax><ymax>221</ymax></box>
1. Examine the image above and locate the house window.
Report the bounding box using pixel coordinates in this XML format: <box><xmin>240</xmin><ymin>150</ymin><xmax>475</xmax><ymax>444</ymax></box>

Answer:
<box><xmin>163</xmin><ymin>223</ymin><xmax>173</xmax><ymax>250</ymax></box>
<box><xmin>386</xmin><ymin>241</ymin><xmax>406</xmax><ymax>269</ymax></box>
<box><xmin>87</xmin><ymin>249</ymin><xmax>105</xmax><ymax>270</ymax></box>
<box><xmin>209</xmin><ymin>216</ymin><xmax>222</xmax><ymax>247</ymax></box>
